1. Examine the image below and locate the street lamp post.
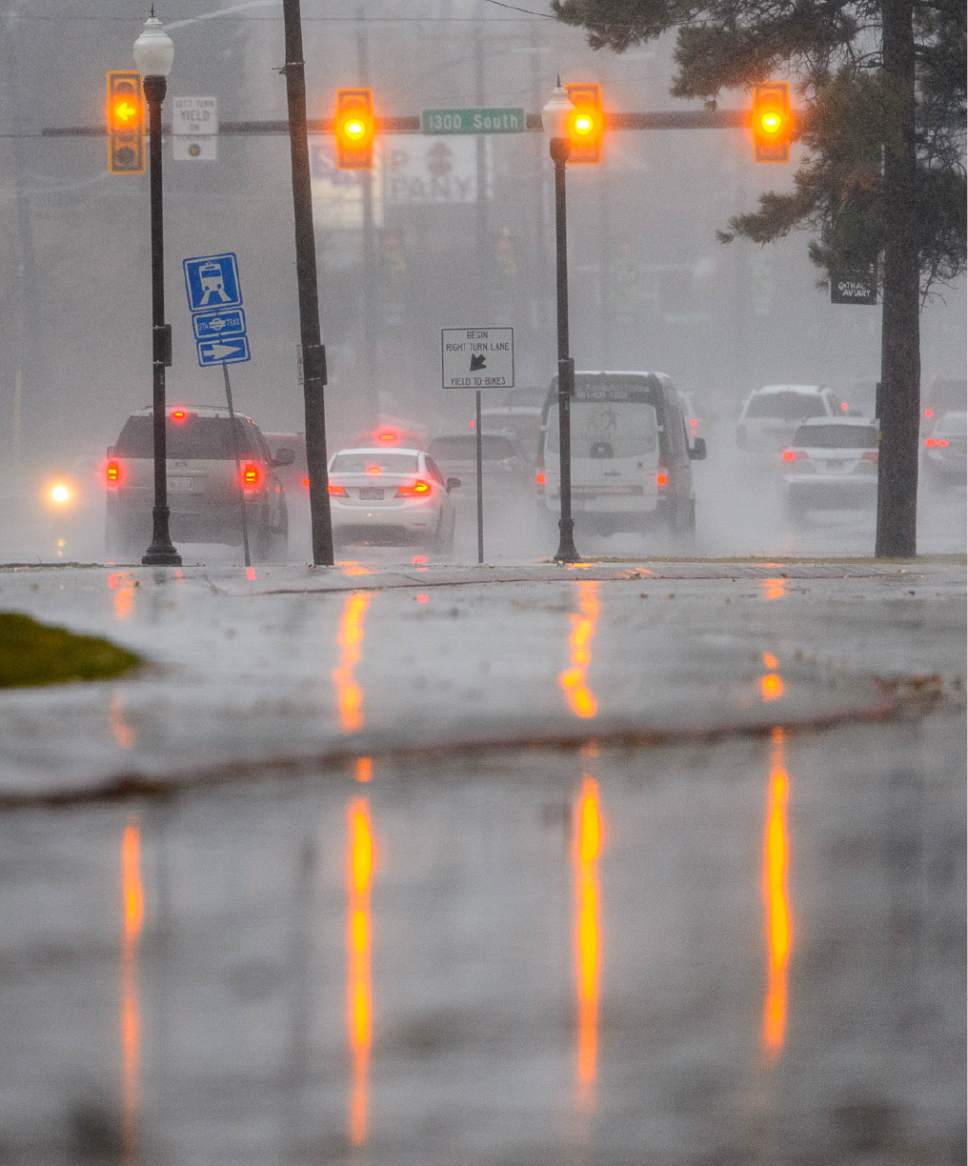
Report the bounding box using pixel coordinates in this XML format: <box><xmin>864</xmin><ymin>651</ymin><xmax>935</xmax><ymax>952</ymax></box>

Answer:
<box><xmin>134</xmin><ymin>12</ymin><xmax>180</xmax><ymax>567</ymax></box>
<box><xmin>542</xmin><ymin>81</ymin><xmax>581</xmax><ymax>564</ymax></box>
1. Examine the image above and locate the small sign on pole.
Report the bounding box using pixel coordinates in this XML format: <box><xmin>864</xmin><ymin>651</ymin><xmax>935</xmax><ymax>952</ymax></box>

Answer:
<box><xmin>172</xmin><ymin>96</ymin><xmax>218</xmax><ymax>161</ymax></box>
<box><xmin>441</xmin><ymin>326</ymin><xmax>514</xmax><ymax>389</ymax></box>
<box><xmin>830</xmin><ymin>265</ymin><xmax>878</xmax><ymax>305</ymax></box>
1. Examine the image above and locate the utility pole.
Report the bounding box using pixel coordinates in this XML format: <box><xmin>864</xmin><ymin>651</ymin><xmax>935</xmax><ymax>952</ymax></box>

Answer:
<box><xmin>474</xmin><ymin>28</ymin><xmax>491</xmax><ymax>318</ymax></box>
<box><xmin>281</xmin><ymin>0</ymin><xmax>334</xmax><ymax>566</ymax></box>
<box><xmin>357</xmin><ymin>13</ymin><xmax>377</xmax><ymax>432</ymax></box>
<box><xmin>876</xmin><ymin>0</ymin><xmax>920</xmax><ymax>558</ymax></box>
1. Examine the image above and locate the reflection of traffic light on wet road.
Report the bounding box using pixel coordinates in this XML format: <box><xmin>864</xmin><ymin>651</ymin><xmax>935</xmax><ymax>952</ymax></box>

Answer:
<box><xmin>564</xmin><ymin>83</ymin><xmax>604</xmax><ymax>164</ymax></box>
<box><xmin>106</xmin><ymin>70</ymin><xmax>145</xmax><ymax>174</ymax></box>
<box><xmin>752</xmin><ymin>82</ymin><xmax>792</xmax><ymax>162</ymax></box>
<box><xmin>335</xmin><ymin>88</ymin><xmax>375</xmax><ymax>169</ymax></box>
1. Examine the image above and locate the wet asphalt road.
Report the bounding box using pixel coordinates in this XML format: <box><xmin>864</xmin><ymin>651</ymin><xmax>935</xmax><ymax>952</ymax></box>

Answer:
<box><xmin>1</xmin><ymin>717</ymin><xmax>964</xmax><ymax>1166</ymax></box>
<box><xmin>0</xmin><ymin>555</ymin><xmax>965</xmax><ymax>1165</ymax></box>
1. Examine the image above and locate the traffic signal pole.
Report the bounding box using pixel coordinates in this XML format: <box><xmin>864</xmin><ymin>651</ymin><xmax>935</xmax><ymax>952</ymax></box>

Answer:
<box><xmin>281</xmin><ymin>0</ymin><xmax>334</xmax><ymax>567</ymax></box>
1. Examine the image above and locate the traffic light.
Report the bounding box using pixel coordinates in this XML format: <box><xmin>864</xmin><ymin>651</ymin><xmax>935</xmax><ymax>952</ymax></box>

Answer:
<box><xmin>335</xmin><ymin>88</ymin><xmax>375</xmax><ymax>169</ymax></box>
<box><xmin>564</xmin><ymin>83</ymin><xmax>604</xmax><ymax>163</ymax></box>
<box><xmin>752</xmin><ymin>82</ymin><xmax>792</xmax><ymax>162</ymax></box>
<box><xmin>106</xmin><ymin>70</ymin><xmax>145</xmax><ymax>173</ymax></box>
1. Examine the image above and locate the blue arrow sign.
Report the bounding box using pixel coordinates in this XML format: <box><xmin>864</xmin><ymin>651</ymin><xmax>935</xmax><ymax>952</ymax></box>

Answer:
<box><xmin>192</xmin><ymin>307</ymin><xmax>247</xmax><ymax>342</ymax></box>
<box><xmin>183</xmin><ymin>252</ymin><xmax>242</xmax><ymax>312</ymax></box>
<box><xmin>196</xmin><ymin>336</ymin><xmax>250</xmax><ymax>367</ymax></box>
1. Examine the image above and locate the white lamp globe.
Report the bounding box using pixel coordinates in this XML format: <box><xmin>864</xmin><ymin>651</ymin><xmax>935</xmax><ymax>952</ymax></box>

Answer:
<box><xmin>133</xmin><ymin>15</ymin><xmax>174</xmax><ymax>78</ymax></box>
<box><xmin>542</xmin><ymin>80</ymin><xmax>573</xmax><ymax>142</ymax></box>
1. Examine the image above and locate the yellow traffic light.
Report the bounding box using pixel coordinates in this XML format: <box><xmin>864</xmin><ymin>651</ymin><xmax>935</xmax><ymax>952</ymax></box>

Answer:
<box><xmin>106</xmin><ymin>70</ymin><xmax>145</xmax><ymax>173</ymax></box>
<box><xmin>564</xmin><ymin>82</ymin><xmax>604</xmax><ymax>164</ymax></box>
<box><xmin>752</xmin><ymin>82</ymin><xmax>792</xmax><ymax>162</ymax></box>
<box><xmin>335</xmin><ymin>88</ymin><xmax>375</xmax><ymax>169</ymax></box>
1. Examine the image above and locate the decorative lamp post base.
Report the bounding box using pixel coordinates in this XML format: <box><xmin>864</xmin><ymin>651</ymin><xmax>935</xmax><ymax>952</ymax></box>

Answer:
<box><xmin>554</xmin><ymin>518</ymin><xmax>581</xmax><ymax>564</ymax></box>
<box><xmin>142</xmin><ymin>508</ymin><xmax>182</xmax><ymax>566</ymax></box>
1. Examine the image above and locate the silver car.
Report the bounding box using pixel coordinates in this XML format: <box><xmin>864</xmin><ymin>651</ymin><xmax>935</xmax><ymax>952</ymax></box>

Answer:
<box><xmin>105</xmin><ymin>406</ymin><xmax>292</xmax><ymax>559</ymax></box>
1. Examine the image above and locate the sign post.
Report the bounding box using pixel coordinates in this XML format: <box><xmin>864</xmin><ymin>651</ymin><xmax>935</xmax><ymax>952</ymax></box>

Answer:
<box><xmin>441</xmin><ymin>326</ymin><xmax>515</xmax><ymax>563</ymax></box>
<box><xmin>183</xmin><ymin>251</ymin><xmax>253</xmax><ymax>564</ymax></box>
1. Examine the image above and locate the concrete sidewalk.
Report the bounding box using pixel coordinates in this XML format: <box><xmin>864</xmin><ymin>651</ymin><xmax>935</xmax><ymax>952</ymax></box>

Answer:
<box><xmin>0</xmin><ymin>558</ymin><xmax>963</xmax><ymax>803</ymax></box>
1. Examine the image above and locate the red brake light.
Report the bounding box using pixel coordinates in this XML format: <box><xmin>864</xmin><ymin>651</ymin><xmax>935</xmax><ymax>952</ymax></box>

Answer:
<box><xmin>925</xmin><ymin>437</ymin><xmax>950</xmax><ymax>449</ymax></box>
<box><xmin>170</xmin><ymin>408</ymin><xmax>189</xmax><ymax>424</ymax></box>
<box><xmin>840</xmin><ymin>401</ymin><xmax>850</xmax><ymax>413</ymax></box>
<box><xmin>468</xmin><ymin>418</ymin><xmax>476</xmax><ymax>430</ymax></box>
<box><xmin>302</xmin><ymin>476</ymin><xmax>310</xmax><ymax>490</ymax></box>
<box><xmin>781</xmin><ymin>448</ymin><xmax>804</xmax><ymax>463</ymax></box>
<box><xmin>396</xmin><ymin>479</ymin><xmax>432</xmax><ymax>497</ymax></box>
<box><xmin>688</xmin><ymin>417</ymin><xmax>699</xmax><ymax>429</ymax></box>
<box><xmin>656</xmin><ymin>469</ymin><xmax>669</xmax><ymax>488</ymax></box>
<box><xmin>376</xmin><ymin>430</ymin><xmax>398</xmax><ymax>445</ymax></box>
<box><xmin>535</xmin><ymin>469</ymin><xmax>546</xmax><ymax>486</ymax></box>
<box><xmin>924</xmin><ymin>407</ymin><xmax>935</xmax><ymax>419</ymax></box>
<box><xmin>106</xmin><ymin>460</ymin><xmax>121</xmax><ymax>485</ymax></box>
<box><xmin>328</xmin><ymin>482</ymin><xmax>347</xmax><ymax>496</ymax></box>
<box><xmin>242</xmin><ymin>463</ymin><xmax>261</xmax><ymax>488</ymax></box>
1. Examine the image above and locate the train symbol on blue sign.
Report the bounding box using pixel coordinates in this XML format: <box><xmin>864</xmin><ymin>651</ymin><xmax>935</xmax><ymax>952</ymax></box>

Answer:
<box><xmin>183</xmin><ymin>252</ymin><xmax>242</xmax><ymax>312</ymax></box>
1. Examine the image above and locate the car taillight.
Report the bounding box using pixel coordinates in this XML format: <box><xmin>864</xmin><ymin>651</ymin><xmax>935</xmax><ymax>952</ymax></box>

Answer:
<box><xmin>169</xmin><ymin>408</ymin><xmax>190</xmax><ymax>424</ymax></box>
<box><xmin>106</xmin><ymin>460</ymin><xmax>122</xmax><ymax>485</ymax></box>
<box><xmin>781</xmin><ymin>449</ymin><xmax>805</xmax><ymax>463</ymax></box>
<box><xmin>396</xmin><ymin>479</ymin><xmax>432</xmax><ymax>497</ymax></box>
<box><xmin>925</xmin><ymin>437</ymin><xmax>950</xmax><ymax>449</ymax></box>
<box><xmin>924</xmin><ymin>407</ymin><xmax>935</xmax><ymax>420</ymax></box>
<box><xmin>840</xmin><ymin>401</ymin><xmax>850</xmax><ymax>412</ymax></box>
<box><xmin>688</xmin><ymin>417</ymin><xmax>699</xmax><ymax>430</ymax></box>
<box><xmin>241</xmin><ymin>463</ymin><xmax>261</xmax><ymax>488</ymax></box>
<box><xmin>862</xmin><ymin>450</ymin><xmax>879</xmax><ymax>463</ymax></box>
<box><xmin>656</xmin><ymin>469</ymin><xmax>669</xmax><ymax>488</ymax></box>
<box><xmin>535</xmin><ymin>469</ymin><xmax>546</xmax><ymax>486</ymax></box>
<box><xmin>302</xmin><ymin>476</ymin><xmax>311</xmax><ymax>490</ymax></box>
<box><xmin>328</xmin><ymin>483</ymin><xmax>347</xmax><ymax>496</ymax></box>
<box><xmin>377</xmin><ymin>430</ymin><xmax>398</xmax><ymax>445</ymax></box>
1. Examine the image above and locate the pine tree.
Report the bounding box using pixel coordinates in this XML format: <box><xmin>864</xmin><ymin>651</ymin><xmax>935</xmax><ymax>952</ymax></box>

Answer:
<box><xmin>553</xmin><ymin>0</ymin><xmax>966</xmax><ymax>556</ymax></box>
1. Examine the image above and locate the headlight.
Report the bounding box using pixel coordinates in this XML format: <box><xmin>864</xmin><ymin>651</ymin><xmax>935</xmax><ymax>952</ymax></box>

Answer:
<box><xmin>45</xmin><ymin>480</ymin><xmax>76</xmax><ymax>509</ymax></box>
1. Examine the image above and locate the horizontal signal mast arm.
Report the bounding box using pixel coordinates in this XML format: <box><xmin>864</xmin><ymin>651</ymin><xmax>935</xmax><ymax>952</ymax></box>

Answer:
<box><xmin>41</xmin><ymin>108</ymin><xmax>799</xmax><ymax>137</ymax></box>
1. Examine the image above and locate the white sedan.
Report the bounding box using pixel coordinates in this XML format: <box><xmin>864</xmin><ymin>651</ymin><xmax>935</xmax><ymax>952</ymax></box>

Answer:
<box><xmin>781</xmin><ymin>418</ymin><xmax>879</xmax><ymax>520</ymax></box>
<box><xmin>326</xmin><ymin>447</ymin><xmax>459</xmax><ymax>550</ymax></box>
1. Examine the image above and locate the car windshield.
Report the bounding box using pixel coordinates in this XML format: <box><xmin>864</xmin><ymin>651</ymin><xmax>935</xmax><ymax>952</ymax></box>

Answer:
<box><xmin>793</xmin><ymin>424</ymin><xmax>879</xmax><ymax>449</ymax></box>
<box><xmin>747</xmin><ymin>392</ymin><xmax>827</xmax><ymax>421</ymax></box>
<box><xmin>547</xmin><ymin>401</ymin><xmax>658</xmax><ymax>457</ymax></box>
<box><xmin>429</xmin><ymin>435</ymin><xmax>516</xmax><ymax>461</ymax></box>
<box><xmin>114</xmin><ymin>415</ymin><xmax>258</xmax><ymax>459</ymax></box>
<box><xmin>330</xmin><ymin>452</ymin><xmax>419</xmax><ymax>475</ymax></box>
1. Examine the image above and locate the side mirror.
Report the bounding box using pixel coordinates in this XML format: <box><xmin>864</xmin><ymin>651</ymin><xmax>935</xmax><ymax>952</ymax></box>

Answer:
<box><xmin>273</xmin><ymin>447</ymin><xmax>296</xmax><ymax>467</ymax></box>
<box><xmin>447</xmin><ymin>477</ymin><xmax>461</xmax><ymax>491</ymax></box>
<box><xmin>688</xmin><ymin>437</ymin><xmax>707</xmax><ymax>461</ymax></box>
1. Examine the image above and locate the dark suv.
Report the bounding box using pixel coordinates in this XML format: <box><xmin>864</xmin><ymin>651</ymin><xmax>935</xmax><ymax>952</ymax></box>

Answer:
<box><xmin>105</xmin><ymin>406</ymin><xmax>292</xmax><ymax>559</ymax></box>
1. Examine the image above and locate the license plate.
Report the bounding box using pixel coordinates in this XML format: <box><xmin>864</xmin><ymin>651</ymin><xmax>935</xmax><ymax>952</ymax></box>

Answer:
<box><xmin>168</xmin><ymin>476</ymin><xmax>195</xmax><ymax>492</ymax></box>
<box><xmin>358</xmin><ymin>487</ymin><xmax>384</xmax><ymax>500</ymax></box>
<box><xmin>822</xmin><ymin>460</ymin><xmax>844</xmax><ymax>472</ymax></box>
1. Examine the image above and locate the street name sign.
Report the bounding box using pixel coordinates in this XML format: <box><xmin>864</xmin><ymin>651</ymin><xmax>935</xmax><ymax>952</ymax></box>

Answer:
<box><xmin>830</xmin><ymin>266</ymin><xmax>878</xmax><ymax>305</ymax></box>
<box><xmin>421</xmin><ymin>108</ymin><xmax>526</xmax><ymax>135</ymax></box>
<box><xmin>441</xmin><ymin>327</ymin><xmax>514</xmax><ymax>389</ymax></box>
<box><xmin>183</xmin><ymin>252</ymin><xmax>250</xmax><ymax>367</ymax></box>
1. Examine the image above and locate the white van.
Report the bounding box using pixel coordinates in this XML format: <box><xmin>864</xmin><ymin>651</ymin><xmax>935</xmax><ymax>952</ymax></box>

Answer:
<box><xmin>536</xmin><ymin>371</ymin><xmax>705</xmax><ymax>536</ymax></box>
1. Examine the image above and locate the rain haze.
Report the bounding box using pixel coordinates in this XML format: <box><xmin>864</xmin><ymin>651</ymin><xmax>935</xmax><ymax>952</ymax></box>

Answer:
<box><xmin>0</xmin><ymin>1</ymin><xmax>965</xmax><ymax>1164</ymax></box>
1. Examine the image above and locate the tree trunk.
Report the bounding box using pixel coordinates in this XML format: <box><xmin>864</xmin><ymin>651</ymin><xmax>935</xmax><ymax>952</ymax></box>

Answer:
<box><xmin>876</xmin><ymin>0</ymin><xmax>920</xmax><ymax>558</ymax></box>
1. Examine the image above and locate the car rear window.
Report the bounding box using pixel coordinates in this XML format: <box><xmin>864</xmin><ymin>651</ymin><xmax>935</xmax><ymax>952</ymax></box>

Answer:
<box><xmin>793</xmin><ymin>424</ymin><xmax>879</xmax><ymax>448</ymax></box>
<box><xmin>330</xmin><ymin>452</ymin><xmax>419</xmax><ymax>475</ymax></box>
<box><xmin>429</xmin><ymin>435</ymin><xmax>516</xmax><ymax>461</ymax></box>
<box><xmin>114</xmin><ymin>415</ymin><xmax>258</xmax><ymax>459</ymax></box>
<box><xmin>747</xmin><ymin>392</ymin><xmax>827</xmax><ymax>421</ymax></box>
<box><xmin>547</xmin><ymin>401</ymin><xmax>658</xmax><ymax>458</ymax></box>
<box><xmin>936</xmin><ymin>413</ymin><xmax>967</xmax><ymax>437</ymax></box>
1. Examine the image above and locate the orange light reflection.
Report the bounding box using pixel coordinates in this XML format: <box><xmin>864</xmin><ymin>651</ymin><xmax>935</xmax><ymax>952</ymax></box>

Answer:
<box><xmin>110</xmin><ymin>693</ymin><xmax>136</xmax><ymax>750</ymax></box>
<box><xmin>120</xmin><ymin>819</ymin><xmax>144</xmax><ymax>1164</ymax></box>
<box><xmin>107</xmin><ymin>571</ymin><xmax>136</xmax><ymax>621</ymax></box>
<box><xmin>355</xmin><ymin>756</ymin><xmax>373</xmax><ymax>784</ymax></box>
<box><xmin>559</xmin><ymin>580</ymin><xmax>600</xmax><ymax>719</ymax></box>
<box><xmin>346</xmin><ymin>798</ymin><xmax>375</xmax><ymax>1146</ymax></box>
<box><xmin>332</xmin><ymin>592</ymin><xmax>372</xmax><ymax>733</ymax></box>
<box><xmin>573</xmin><ymin>776</ymin><xmax>603</xmax><ymax>1108</ymax></box>
<box><xmin>761</xmin><ymin>577</ymin><xmax>787</xmax><ymax>602</ymax></box>
<box><xmin>339</xmin><ymin>561</ymin><xmax>372</xmax><ymax>578</ymax></box>
<box><xmin>762</xmin><ymin>728</ymin><xmax>793</xmax><ymax>1061</ymax></box>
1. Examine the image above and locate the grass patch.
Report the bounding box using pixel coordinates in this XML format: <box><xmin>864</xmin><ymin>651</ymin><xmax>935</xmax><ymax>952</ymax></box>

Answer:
<box><xmin>0</xmin><ymin>612</ymin><xmax>141</xmax><ymax>688</ymax></box>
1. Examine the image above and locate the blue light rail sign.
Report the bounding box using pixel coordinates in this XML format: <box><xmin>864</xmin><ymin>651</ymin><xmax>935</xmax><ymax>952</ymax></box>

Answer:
<box><xmin>182</xmin><ymin>251</ymin><xmax>250</xmax><ymax>367</ymax></box>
